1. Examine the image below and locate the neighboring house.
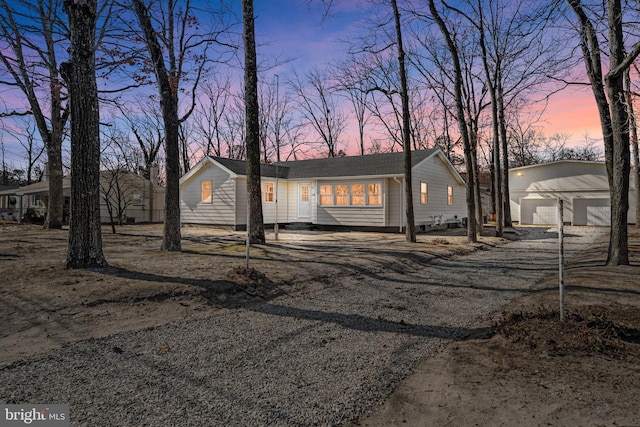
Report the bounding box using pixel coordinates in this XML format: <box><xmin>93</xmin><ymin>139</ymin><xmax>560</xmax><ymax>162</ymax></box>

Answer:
<box><xmin>0</xmin><ymin>184</ymin><xmax>20</xmax><ymax>221</ymax></box>
<box><xmin>0</xmin><ymin>170</ymin><xmax>165</xmax><ymax>224</ymax></box>
<box><xmin>179</xmin><ymin>148</ymin><xmax>467</xmax><ymax>232</ymax></box>
<box><xmin>509</xmin><ymin>160</ymin><xmax>637</xmax><ymax>226</ymax></box>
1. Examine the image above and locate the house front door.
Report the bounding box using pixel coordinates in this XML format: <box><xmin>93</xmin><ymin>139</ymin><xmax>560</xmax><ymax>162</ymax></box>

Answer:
<box><xmin>298</xmin><ymin>183</ymin><xmax>311</xmax><ymax>218</ymax></box>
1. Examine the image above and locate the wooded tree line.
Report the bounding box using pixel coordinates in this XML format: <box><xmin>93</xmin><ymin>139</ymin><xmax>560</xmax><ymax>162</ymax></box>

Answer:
<box><xmin>0</xmin><ymin>0</ymin><xmax>638</xmax><ymax>267</ymax></box>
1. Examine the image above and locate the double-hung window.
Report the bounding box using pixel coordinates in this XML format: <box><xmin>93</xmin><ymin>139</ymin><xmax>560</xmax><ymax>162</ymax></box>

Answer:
<box><xmin>447</xmin><ymin>185</ymin><xmax>454</xmax><ymax>205</ymax></box>
<box><xmin>264</xmin><ymin>182</ymin><xmax>274</xmax><ymax>202</ymax></box>
<box><xmin>319</xmin><ymin>185</ymin><xmax>333</xmax><ymax>205</ymax></box>
<box><xmin>351</xmin><ymin>184</ymin><xmax>365</xmax><ymax>205</ymax></box>
<box><xmin>201</xmin><ymin>181</ymin><xmax>213</xmax><ymax>203</ymax></box>
<box><xmin>367</xmin><ymin>183</ymin><xmax>381</xmax><ymax>205</ymax></box>
<box><xmin>335</xmin><ymin>184</ymin><xmax>349</xmax><ymax>205</ymax></box>
<box><xmin>420</xmin><ymin>182</ymin><xmax>428</xmax><ymax>204</ymax></box>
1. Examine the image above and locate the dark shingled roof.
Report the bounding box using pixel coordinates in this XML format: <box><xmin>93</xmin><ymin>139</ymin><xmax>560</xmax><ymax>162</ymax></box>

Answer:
<box><xmin>211</xmin><ymin>149</ymin><xmax>437</xmax><ymax>179</ymax></box>
<box><xmin>211</xmin><ymin>157</ymin><xmax>287</xmax><ymax>178</ymax></box>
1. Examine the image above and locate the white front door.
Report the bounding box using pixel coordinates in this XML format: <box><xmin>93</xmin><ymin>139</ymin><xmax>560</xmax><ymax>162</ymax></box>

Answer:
<box><xmin>298</xmin><ymin>183</ymin><xmax>311</xmax><ymax>218</ymax></box>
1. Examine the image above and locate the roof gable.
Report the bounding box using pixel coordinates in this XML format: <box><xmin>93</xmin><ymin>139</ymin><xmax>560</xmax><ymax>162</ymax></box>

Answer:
<box><xmin>414</xmin><ymin>150</ymin><xmax>466</xmax><ymax>186</ymax></box>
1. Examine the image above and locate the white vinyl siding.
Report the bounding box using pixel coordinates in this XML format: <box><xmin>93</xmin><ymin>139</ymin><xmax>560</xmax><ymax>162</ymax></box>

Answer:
<box><xmin>283</xmin><ymin>181</ymin><xmax>315</xmax><ymax>222</ymax></box>
<box><xmin>412</xmin><ymin>154</ymin><xmax>466</xmax><ymax>226</ymax></box>
<box><xmin>316</xmin><ymin>179</ymin><xmax>385</xmax><ymax>226</ymax></box>
<box><xmin>262</xmin><ymin>180</ymin><xmax>288</xmax><ymax>224</ymax></box>
<box><xmin>387</xmin><ymin>177</ymin><xmax>403</xmax><ymax>228</ymax></box>
<box><xmin>180</xmin><ymin>163</ymin><xmax>237</xmax><ymax>226</ymax></box>
<box><xmin>235</xmin><ymin>178</ymin><xmax>247</xmax><ymax>225</ymax></box>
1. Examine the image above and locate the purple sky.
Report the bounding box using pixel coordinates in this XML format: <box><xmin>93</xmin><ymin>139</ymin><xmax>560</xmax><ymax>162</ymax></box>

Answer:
<box><xmin>250</xmin><ymin>1</ymin><xmax>604</xmax><ymax>150</ymax></box>
<box><xmin>0</xmin><ymin>1</ymin><xmax>605</xmax><ymax>168</ymax></box>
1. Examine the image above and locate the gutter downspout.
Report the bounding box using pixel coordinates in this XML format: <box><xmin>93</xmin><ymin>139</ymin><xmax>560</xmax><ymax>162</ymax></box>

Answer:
<box><xmin>394</xmin><ymin>176</ymin><xmax>403</xmax><ymax>233</ymax></box>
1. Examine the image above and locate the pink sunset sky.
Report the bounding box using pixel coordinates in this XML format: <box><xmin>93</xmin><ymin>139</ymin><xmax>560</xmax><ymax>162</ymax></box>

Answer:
<box><xmin>250</xmin><ymin>0</ymin><xmax>605</xmax><ymax>151</ymax></box>
<box><xmin>0</xmin><ymin>1</ymin><xmax>607</xmax><ymax>167</ymax></box>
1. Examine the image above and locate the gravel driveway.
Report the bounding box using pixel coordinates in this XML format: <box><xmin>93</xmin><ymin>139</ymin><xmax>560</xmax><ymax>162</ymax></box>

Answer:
<box><xmin>0</xmin><ymin>226</ymin><xmax>606</xmax><ymax>426</ymax></box>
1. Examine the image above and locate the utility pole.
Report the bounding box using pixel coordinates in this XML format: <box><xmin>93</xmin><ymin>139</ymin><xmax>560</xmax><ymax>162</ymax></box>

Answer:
<box><xmin>558</xmin><ymin>199</ymin><xmax>565</xmax><ymax>321</ymax></box>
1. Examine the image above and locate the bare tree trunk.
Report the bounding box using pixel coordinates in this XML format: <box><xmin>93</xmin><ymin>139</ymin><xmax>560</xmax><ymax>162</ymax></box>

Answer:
<box><xmin>133</xmin><ymin>0</ymin><xmax>182</xmax><ymax>251</ymax></box>
<box><xmin>471</xmin><ymin>139</ymin><xmax>483</xmax><ymax>234</ymax></box>
<box><xmin>0</xmin><ymin>0</ymin><xmax>69</xmax><ymax>229</ymax></box>
<box><xmin>628</xmin><ymin>68</ymin><xmax>640</xmax><ymax>227</ymax></box>
<box><xmin>45</xmin><ymin>141</ymin><xmax>64</xmax><ymax>229</ymax></box>
<box><xmin>429</xmin><ymin>0</ymin><xmax>477</xmax><ymax>243</ymax></box>
<box><xmin>604</xmin><ymin>0</ymin><xmax>630</xmax><ymax>265</ymax></box>
<box><xmin>566</xmin><ymin>0</ymin><xmax>635</xmax><ymax>266</ymax></box>
<box><xmin>62</xmin><ymin>0</ymin><xmax>106</xmax><ymax>269</ymax></box>
<box><xmin>477</xmin><ymin>1</ymin><xmax>503</xmax><ymax>236</ymax></box>
<box><xmin>391</xmin><ymin>0</ymin><xmax>416</xmax><ymax>243</ymax></box>
<box><xmin>242</xmin><ymin>0</ymin><xmax>265</xmax><ymax>244</ymax></box>
<box><xmin>497</xmin><ymin>79</ymin><xmax>512</xmax><ymax>227</ymax></box>
<box><xmin>492</xmin><ymin>126</ymin><xmax>503</xmax><ymax>233</ymax></box>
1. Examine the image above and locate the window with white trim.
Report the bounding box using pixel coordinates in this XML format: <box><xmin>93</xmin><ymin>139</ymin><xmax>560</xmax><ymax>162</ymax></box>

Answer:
<box><xmin>420</xmin><ymin>182</ymin><xmax>428</xmax><ymax>204</ymax></box>
<box><xmin>201</xmin><ymin>181</ymin><xmax>212</xmax><ymax>203</ymax></box>
<box><xmin>318</xmin><ymin>182</ymin><xmax>382</xmax><ymax>206</ymax></box>
<box><xmin>351</xmin><ymin>184</ymin><xmax>365</xmax><ymax>205</ymax></box>
<box><xmin>447</xmin><ymin>185</ymin><xmax>454</xmax><ymax>205</ymax></box>
<box><xmin>335</xmin><ymin>184</ymin><xmax>349</xmax><ymax>205</ymax></box>
<box><xmin>367</xmin><ymin>183</ymin><xmax>381</xmax><ymax>205</ymax></box>
<box><xmin>264</xmin><ymin>182</ymin><xmax>274</xmax><ymax>202</ymax></box>
<box><xmin>319</xmin><ymin>185</ymin><xmax>332</xmax><ymax>205</ymax></box>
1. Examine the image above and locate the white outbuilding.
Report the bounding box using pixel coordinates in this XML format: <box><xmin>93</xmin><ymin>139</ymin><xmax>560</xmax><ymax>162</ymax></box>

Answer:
<box><xmin>509</xmin><ymin>160</ymin><xmax>637</xmax><ymax>226</ymax></box>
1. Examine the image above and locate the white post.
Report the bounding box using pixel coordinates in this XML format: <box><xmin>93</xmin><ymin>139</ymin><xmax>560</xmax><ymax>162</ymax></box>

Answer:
<box><xmin>274</xmin><ymin>167</ymin><xmax>279</xmax><ymax>241</ymax></box>
<box><xmin>274</xmin><ymin>73</ymin><xmax>280</xmax><ymax>241</ymax></box>
<box><xmin>246</xmin><ymin>197</ymin><xmax>250</xmax><ymax>269</ymax></box>
<box><xmin>558</xmin><ymin>198</ymin><xmax>565</xmax><ymax>321</ymax></box>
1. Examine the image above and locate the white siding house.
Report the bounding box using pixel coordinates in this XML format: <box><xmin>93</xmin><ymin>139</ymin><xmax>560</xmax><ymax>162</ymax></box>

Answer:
<box><xmin>0</xmin><ymin>170</ymin><xmax>165</xmax><ymax>224</ymax></box>
<box><xmin>180</xmin><ymin>149</ymin><xmax>467</xmax><ymax>231</ymax></box>
<box><xmin>509</xmin><ymin>161</ymin><xmax>637</xmax><ymax>226</ymax></box>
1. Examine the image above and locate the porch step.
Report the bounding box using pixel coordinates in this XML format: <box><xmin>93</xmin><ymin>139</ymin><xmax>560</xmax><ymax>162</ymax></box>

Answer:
<box><xmin>285</xmin><ymin>222</ymin><xmax>315</xmax><ymax>231</ymax></box>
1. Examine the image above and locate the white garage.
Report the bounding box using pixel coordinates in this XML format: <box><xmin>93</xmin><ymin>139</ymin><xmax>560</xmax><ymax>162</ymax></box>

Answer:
<box><xmin>509</xmin><ymin>161</ymin><xmax>636</xmax><ymax>226</ymax></box>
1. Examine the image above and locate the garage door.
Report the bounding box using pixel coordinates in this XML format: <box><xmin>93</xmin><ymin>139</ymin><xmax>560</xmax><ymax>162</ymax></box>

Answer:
<box><xmin>520</xmin><ymin>199</ymin><xmax>557</xmax><ymax>225</ymax></box>
<box><xmin>573</xmin><ymin>198</ymin><xmax>610</xmax><ymax>226</ymax></box>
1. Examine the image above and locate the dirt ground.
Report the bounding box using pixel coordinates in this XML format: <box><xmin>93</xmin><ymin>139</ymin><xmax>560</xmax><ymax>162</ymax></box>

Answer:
<box><xmin>1</xmin><ymin>221</ymin><xmax>639</xmax><ymax>426</ymax></box>
<box><xmin>363</xmin><ymin>228</ymin><xmax>640</xmax><ymax>426</ymax></box>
